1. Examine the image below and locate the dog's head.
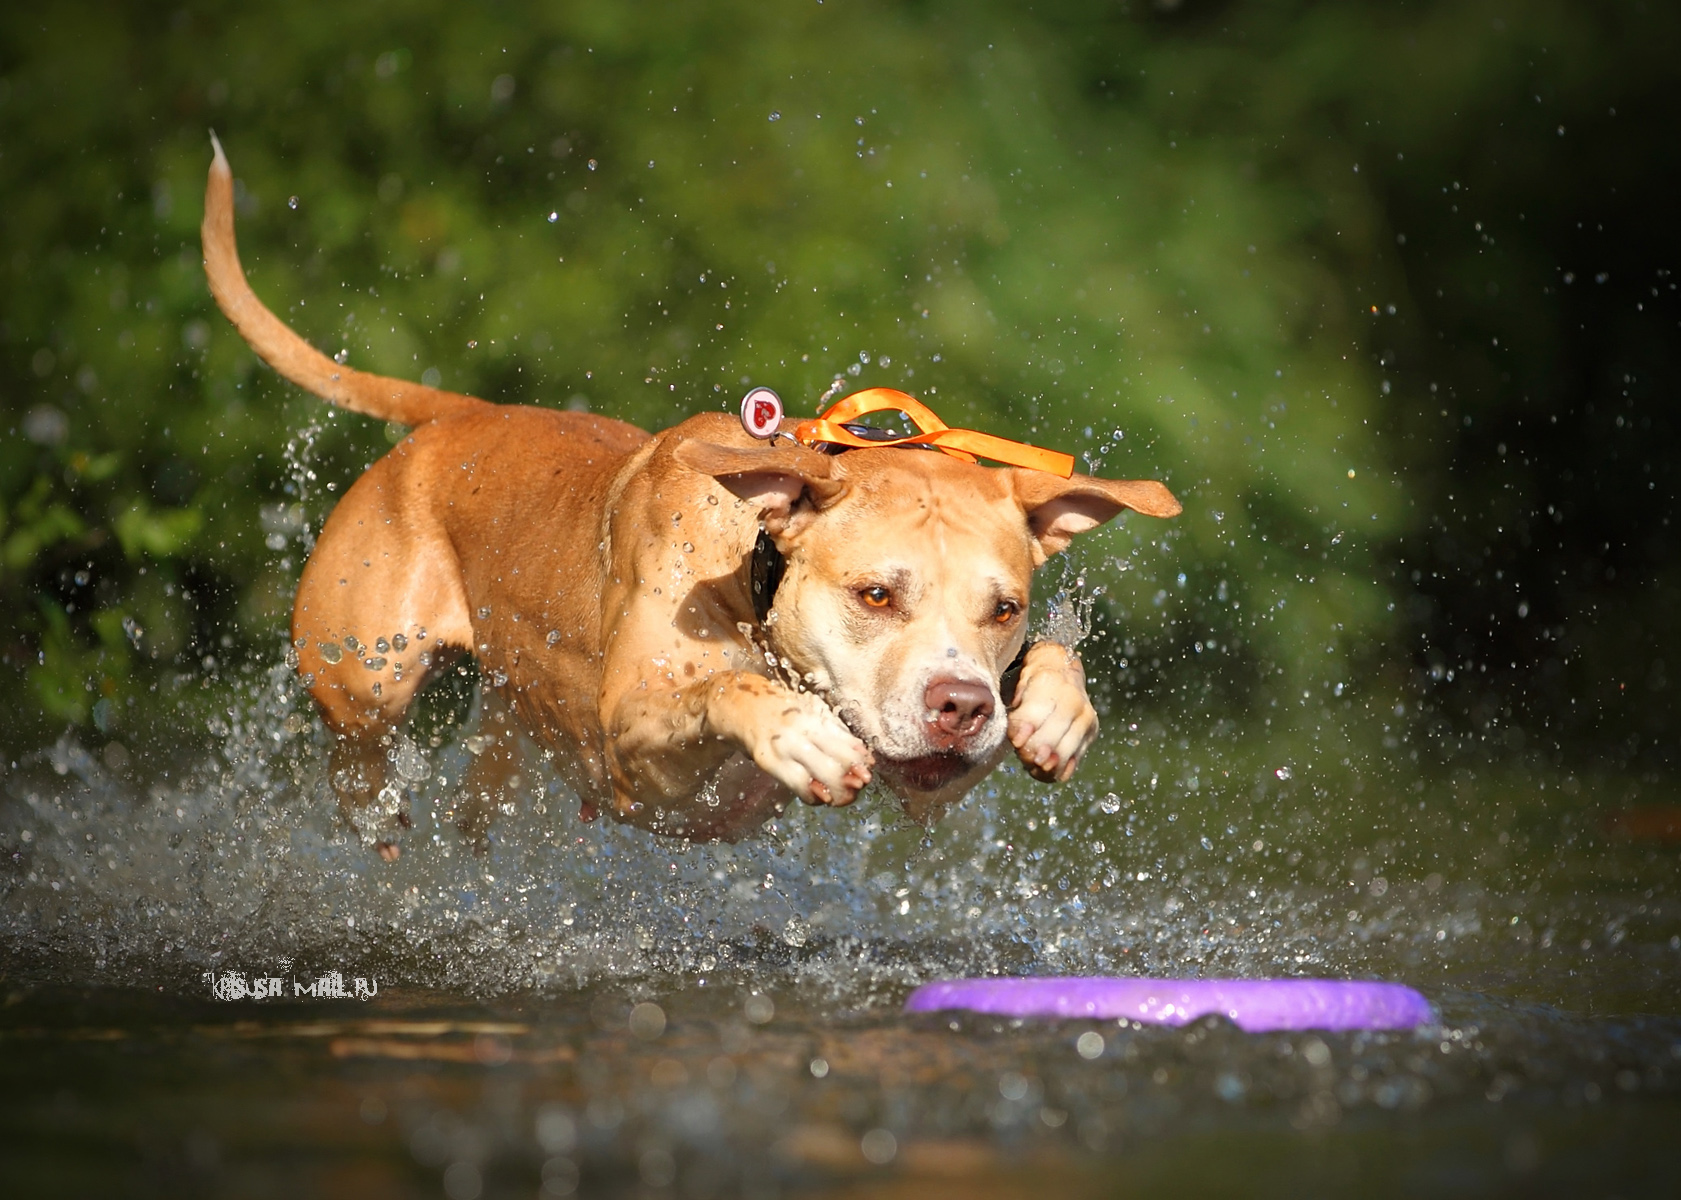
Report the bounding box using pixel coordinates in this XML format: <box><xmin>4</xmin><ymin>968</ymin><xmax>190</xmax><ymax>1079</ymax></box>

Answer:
<box><xmin>675</xmin><ymin>436</ymin><xmax>1180</xmax><ymax>808</ymax></box>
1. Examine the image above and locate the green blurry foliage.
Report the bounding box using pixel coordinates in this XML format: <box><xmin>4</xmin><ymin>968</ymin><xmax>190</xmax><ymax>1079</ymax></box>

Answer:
<box><xmin>1</xmin><ymin>1</ymin><xmax>1676</xmax><ymax>773</ymax></box>
<box><xmin>112</xmin><ymin>501</ymin><xmax>202</xmax><ymax>561</ymax></box>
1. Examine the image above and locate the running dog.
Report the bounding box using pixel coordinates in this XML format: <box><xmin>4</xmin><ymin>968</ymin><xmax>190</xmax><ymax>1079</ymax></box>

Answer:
<box><xmin>200</xmin><ymin>136</ymin><xmax>1181</xmax><ymax>856</ymax></box>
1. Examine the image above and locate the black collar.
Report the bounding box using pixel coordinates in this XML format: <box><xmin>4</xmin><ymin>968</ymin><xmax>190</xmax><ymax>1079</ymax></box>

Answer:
<box><xmin>751</xmin><ymin>528</ymin><xmax>786</xmax><ymax>625</ymax></box>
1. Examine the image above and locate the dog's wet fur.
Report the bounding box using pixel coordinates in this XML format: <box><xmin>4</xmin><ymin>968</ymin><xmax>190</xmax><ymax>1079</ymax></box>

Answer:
<box><xmin>200</xmin><ymin>136</ymin><xmax>1181</xmax><ymax>857</ymax></box>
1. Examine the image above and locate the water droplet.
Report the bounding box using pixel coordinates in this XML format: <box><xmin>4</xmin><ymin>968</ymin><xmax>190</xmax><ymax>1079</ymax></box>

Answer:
<box><xmin>319</xmin><ymin>643</ymin><xmax>343</xmax><ymax>664</ymax></box>
<box><xmin>628</xmin><ymin>1001</ymin><xmax>666</xmax><ymax>1040</ymax></box>
<box><xmin>374</xmin><ymin>637</ymin><xmax>390</xmax><ymax>654</ymax></box>
<box><xmin>768</xmin><ymin>111</ymin><xmax>781</xmax><ymax>121</ymax></box>
<box><xmin>343</xmin><ymin>635</ymin><xmax>360</xmax><ymax>652</ymax></box>
<box><xmin>392</xmin><ymin>738</ymin><xmax>431</xmax><ymax>782</ymax></box>
<box><xmin>287</xmin><ymin>195</ymin><xmax>298</xmax><ymax>209</ymax></box>
<box><xmin>1275</xmin><ymin>766</ymin><xmax>1293</xmax><ymax>781</ymax></box>
<box><xmin>391</xmin><ymin>633</ymin><xmax>408</xmax><ymax>652</ymax></box>
<box><xmin>744</xmin><ymin>994</ymin><xmax>774</xmax><ymax>1024</ymax></box>
<box><xmin>1099</xmin><ymin>793</ymin><xmax>1121</xmax><ymax>814</ymax></box>
<box><xmin>547</xmin><ymin>630</ymin><xmax>562</xmax><ymax>646</ymax></box>
<box><xmin>548</xmin><ymin>211</ymin><xmax>558</xmax><ymax>223</ymax></box>
<box><xmin>364</xmin><ymin>656</ymin><xmax>387</xmax><ymax>671</ymax></box>
<box><xmin>860</xmin><ymin>1128</ymin><xmax>896</xmax><ymax>1165</ymax></box>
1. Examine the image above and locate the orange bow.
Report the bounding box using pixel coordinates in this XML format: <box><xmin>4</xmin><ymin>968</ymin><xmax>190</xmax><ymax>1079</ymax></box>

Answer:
<box><xmin>788</xmin><ymin>388</ymin><xmax>1075</xmax><ymax>478</ymax></box>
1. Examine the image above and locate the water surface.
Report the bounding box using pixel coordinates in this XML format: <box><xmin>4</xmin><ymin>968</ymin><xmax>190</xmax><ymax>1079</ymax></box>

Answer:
<box><xmin>3</xmin><ymin>664</ymin><xmax>1677</xmax><ymax>1197</ymax></box>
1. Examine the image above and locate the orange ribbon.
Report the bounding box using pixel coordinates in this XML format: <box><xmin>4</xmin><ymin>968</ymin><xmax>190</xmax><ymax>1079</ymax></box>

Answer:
<box><xmin>788</xmin><ymin>388</ymin><xmax>1075</xmax><ymax>478</ymax></box>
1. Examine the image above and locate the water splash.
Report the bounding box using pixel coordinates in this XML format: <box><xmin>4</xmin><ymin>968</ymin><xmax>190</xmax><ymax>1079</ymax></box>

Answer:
<box><xmin>4</xmin><ymin>638</ymin><xmax>1672</xmax><ymax>1014</ymax></box>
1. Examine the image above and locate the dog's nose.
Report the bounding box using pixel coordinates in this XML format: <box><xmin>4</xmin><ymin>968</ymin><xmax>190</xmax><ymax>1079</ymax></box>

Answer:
<box><xmin>924</xmin><ymin>678</ymin><xmax>995</xmax><ymax>741</ymax></box>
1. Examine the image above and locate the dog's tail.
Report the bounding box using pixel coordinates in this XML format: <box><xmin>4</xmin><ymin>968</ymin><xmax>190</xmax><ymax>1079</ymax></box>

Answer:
<box><xmin>201</xmin><ymin>132</ymin><xmax>486</xmax><ymax>427</ymax></box>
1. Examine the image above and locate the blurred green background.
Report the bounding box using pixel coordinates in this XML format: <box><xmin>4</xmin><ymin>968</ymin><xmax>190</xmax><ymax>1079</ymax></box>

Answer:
<box><xmin>2</xmin><ymin>0</ymin><xmax>1677</xmax><ymax>789</ymax></box>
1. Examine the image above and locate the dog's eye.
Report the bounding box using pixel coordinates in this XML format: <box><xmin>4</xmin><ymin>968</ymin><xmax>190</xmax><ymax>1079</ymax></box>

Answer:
<box><xmin>860</xmin><ymin>585</ymin><xmax>892</xmax><ymax>608</ymax></box>
<box><xmin>993</xmin><ymin>600</ymin><xmax>1021</xmax><ymax>624</ymax></box>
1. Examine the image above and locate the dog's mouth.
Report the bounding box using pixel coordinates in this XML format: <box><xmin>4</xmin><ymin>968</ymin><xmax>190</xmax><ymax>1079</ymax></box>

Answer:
<box><xmin>875</xmin><ymin>752</ymin><xmax>973</xmax><ymax>793</ymax></box>
<box><xmin>828</xmin><ymin>701</ymin><xmax>984</xmax><ymax>794</ymax></box>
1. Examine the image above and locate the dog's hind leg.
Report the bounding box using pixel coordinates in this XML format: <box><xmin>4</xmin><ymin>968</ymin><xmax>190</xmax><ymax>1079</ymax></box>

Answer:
<box><xmin>450</xmin><ymin>686</ymin><xmax>534</xmax><ymax>851</ymax></box>
<box><xmin>292</xmin><ymin>444</ymin><xmax>473</xmax><ymax>858</ymax></box>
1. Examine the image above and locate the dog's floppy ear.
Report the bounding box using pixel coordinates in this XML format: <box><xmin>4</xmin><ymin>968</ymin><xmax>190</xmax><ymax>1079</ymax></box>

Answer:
<box><xmin>1010</xmin><ymin>469</ymin><xmax>1181</xmax><ymax>565</ymax></box>
<box><xmin>673</xmin><ymin>440</ymin><xmax>848</xmax><ymax>535</ymax></box>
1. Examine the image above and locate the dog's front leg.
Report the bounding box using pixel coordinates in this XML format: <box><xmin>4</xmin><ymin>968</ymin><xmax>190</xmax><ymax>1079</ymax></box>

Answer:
<box><xmin>703</xmin><ymin>674</ymin><xmax>876</xmax><ymax>806</ymax></box>
<box><xmin>1006</xmin><ymin>641</ymin><xmax>1099</xmax><ymax>783</ymax></box>
<box><xmin>604</xmin><ymin>670</ymin><xmax>873</xmax><ymax>832</ymax></box>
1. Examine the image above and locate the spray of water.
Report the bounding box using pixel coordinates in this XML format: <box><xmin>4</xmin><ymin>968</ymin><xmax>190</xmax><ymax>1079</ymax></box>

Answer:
<box><xmin>3</xmin><ymin>642</ymin><xmax>1639</xmax><ymax>1010</ymax></box>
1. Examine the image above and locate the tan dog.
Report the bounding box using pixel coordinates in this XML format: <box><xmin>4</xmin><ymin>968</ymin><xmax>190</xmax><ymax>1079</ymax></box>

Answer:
<box><xmin>201</xmin><ymin>137</ymin><xmax>1181</xmax><ymax>856</ymax></box>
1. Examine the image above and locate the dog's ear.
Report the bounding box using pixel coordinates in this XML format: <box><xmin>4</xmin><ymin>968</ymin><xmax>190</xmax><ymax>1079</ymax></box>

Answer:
<box><xmin>1010</xmin><ymin>470</ymin><xmax>1181</xmax><ymax>565</ymax></box>
<box><xmin>673</xmin><ymin>440</ymin><xmax>848</xmax><ymax>535</ymax></box>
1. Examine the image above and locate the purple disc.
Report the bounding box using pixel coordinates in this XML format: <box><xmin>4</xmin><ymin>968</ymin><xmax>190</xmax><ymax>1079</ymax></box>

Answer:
<box><xmin>903</xmin><ymin>977</ymin><xmax>1432</xmax><ymax>1032</ymax></box>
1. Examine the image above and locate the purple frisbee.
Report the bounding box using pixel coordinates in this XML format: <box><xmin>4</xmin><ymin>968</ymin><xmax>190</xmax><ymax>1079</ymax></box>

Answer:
<box><xmin>903</xmin><ymin>977</ymin><xmax>1432</xmax><ymax>1032</ymax></box>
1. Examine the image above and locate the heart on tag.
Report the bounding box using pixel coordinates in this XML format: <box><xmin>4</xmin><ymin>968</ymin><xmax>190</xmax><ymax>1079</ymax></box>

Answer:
<box><xmin>739</xmin><ymin>387</ymin><xmax>783</xmax><ymax>439</ymax></box>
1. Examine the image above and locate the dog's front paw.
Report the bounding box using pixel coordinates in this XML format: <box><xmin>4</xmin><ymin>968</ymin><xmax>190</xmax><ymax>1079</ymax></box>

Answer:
<box><xmin>745</xmin><ymin>690</ymin><xmax>874</xmax><ymax>807</ymax></box>
<box><xmin>1006</xmin><ymin>642</ymin><xmax>1098</xmax><ymax>783</ymax></box>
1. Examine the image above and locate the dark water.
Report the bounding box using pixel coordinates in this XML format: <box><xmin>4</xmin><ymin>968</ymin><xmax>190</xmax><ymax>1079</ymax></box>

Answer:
<box><xmin>2</xmin><ymin>660</ymin><xmax>1679</xmax><ymax>1197</ymax></box>
<box><xmin>3</xmin><ymin>979</ymin><xmax>1678</xmax><ymax>1199</ymax></box>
